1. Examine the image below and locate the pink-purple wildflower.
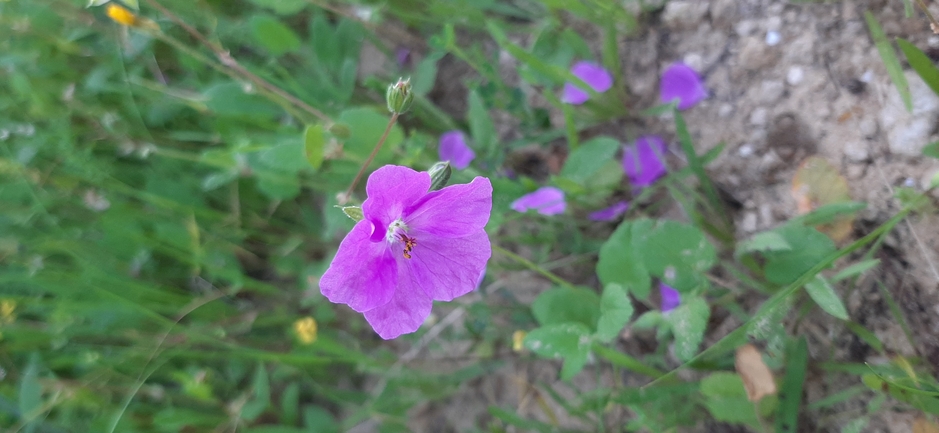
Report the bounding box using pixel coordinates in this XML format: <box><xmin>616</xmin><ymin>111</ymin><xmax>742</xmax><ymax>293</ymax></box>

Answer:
<box><xmin>660</xmin><ymin>62</ymin><xmax>707</xmax><ymax>110</ymax></box>
<box><xmin>511</xmin><ymin>187</ymin><xmax>566</xmax><ymax>215</ymax></box>
<box><xmin>438</xmin><ymin>131</ymin><xmax>476</xmax><ymax>170</ymax></box>
<box><xmin>660</xmin><ymin>283</ymin><xmax>681</xmax><ymax>313</ymax></box>
<box><xmin>622</xmin><ymin>136</ymin><xmax>668</xmax><ymax>189</ymax></box>
<box><xmin>319</xmin><ymin>165</ymin><xmax>492</xmax><ymax>339</ymax></box>
<box><xmin>561</xmin><ymin>61</ymin><xmax>613</xmax><ymax>105</ymax></box>
<box><xmin>588</xmin><ymin>201</ymin><xmax>629</xmax><ymax>222</ymax></box>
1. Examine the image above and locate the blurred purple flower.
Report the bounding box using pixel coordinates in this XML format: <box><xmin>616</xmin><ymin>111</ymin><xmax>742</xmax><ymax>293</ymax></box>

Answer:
<box><xmin>588</xmin><ymin>201</ymin><xmax>629</xmax><ymax>221</ymax></box>
<box><xmin>438</xmin><ymin>131</ymin><xmax>475</xmax><ymax>170</ymax></box>
<box><xmin>561</xmin><ymin>61</ymin><xmax>613</xmax><ymax>105</ymax></box>
<box><xmin>511</xmin><ymin>187</ymin><xmax>566</xmax><ymax>215</ymax></box>
<box><xmin>395</xmin><ymin>47</ymin><xmax>411</xmax><ymax>66</ymax></box>
<box><xmin>622</xmin><ymin>136</ymin><xmax>667</xmax><ymax>189</ymax></box>
<box><xmin>660</xmin><ymin>62</ymin><xmax>707</xmax><ymax>110</ymax></box>
<box><xmin>319</xmin><ymin>165</ymin><xmax>492</xmax><ymax>339</ymax></box>
<box><xmin>660</xmin><ymin>283</ymin><xmax>681</xmax><ymax>313</ymax></box>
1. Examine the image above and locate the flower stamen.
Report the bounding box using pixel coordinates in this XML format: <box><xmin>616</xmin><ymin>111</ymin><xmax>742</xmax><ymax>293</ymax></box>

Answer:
<box><xmin>399</xmin><ymin>233</ymin><xmax>417</xmax><ymax>259</ymax></box>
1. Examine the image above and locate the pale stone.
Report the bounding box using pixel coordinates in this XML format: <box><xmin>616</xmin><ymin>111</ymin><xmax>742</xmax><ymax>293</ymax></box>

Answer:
<box><xmin>786</xmin><ymin>66</ymin><xmax>804</xmax><ymax>86</ymax></box>
<box><xmin>663</xmin><ymin>1</ymin><xmax>709</xmax><ymax>30</ymax></box>
<box><xmin>880</xmin><ymin>71</ymin><xmax>939</xmax><ymax>157</ymax></box>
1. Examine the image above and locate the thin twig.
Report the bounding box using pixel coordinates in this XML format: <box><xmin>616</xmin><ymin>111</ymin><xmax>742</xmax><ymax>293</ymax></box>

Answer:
<box><xmin>143</xmin><ymin>0</ymin><xmax>332</xmax><ymax>125</ymax></box>
<box><xmin>342</xmin><ymin>112</ymin><xmax>399</xmax><ymax>203</ymax></box>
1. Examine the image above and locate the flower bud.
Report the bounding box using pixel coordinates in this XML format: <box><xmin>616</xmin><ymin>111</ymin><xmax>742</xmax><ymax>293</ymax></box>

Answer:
<box><xmin>106</xmin><ymin>4</ymin><xmax>137</xmax><ymax>27</ymax></box>
<box><xmin>428</xmin><ymin>161</ymin><xmax>451</xmax><ymax>191</ymax></box>
<box><xmin>386</xmin><ymin>77</ymin><xmax>414</xmax><ymax>114</ymax></box>
<box><xmin>336</xmin><ymin>205</ymin><xmax>363</xmax><ymax>222</ymax></box>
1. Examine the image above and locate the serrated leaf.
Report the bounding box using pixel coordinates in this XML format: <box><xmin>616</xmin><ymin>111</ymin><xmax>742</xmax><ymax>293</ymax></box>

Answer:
<box><xmin>792</xmin><ymin>156</ymin><xmax>854</xmax><ymax>242</ymax></box>
<box><xmin>560</xmin><ymin>136</ymin><xmax>620</xmax><ymax>184</ymax></box>
<box><xmin>898</xmin><ymin>38</ymin><xmax>939</xmax><ymax>97</ymax></box>
<box><xmin>524</xmin><ymin>323</ymin><xmax>592</xmax><ymax>380</ymax></box>
<box><xmin>303</xmin><ymin>124</ymin><xmax>325</xmax><ymax>170</ymax></box>
<box><xmin>666</xmin><ymin>296</ymin><xmax>709</xmax><ymax>362</ymax></box>
<box><xmin>640</xmin><ymin>220</ymin><xmax>717</xmax><ymax>292</ymax></box>
<box><xmin>804</xmin><ymin>275</ymin><xmax>849</xmax><ymax>320</ymax></box>
<box><xmin>597</xmin><ymin>219</ymin><xmax>653</xmax><ymax>299</ymax></box>
<box><xmin>596</xmin><ymin>283</ymin><xmax>634</xmax><ymax>342</ymax></box>
<box><xmin>531</xmin><ymin>287</ymin><xmax>600</xmax><ymax>330</ymax></box>
<box><xmin>736</xmin><ymin>231</ymin><xmax>792</xmax><ymax>258</ymax></box>
<box><xmin>251</xmin><ymin>15</ymin><xmax>301</xmax><ymax>56</ymax></box>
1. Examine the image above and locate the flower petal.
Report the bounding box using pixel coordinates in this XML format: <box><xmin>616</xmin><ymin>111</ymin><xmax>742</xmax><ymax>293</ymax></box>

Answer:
<box><xmin>622</xmin><ymin>136</ymin><xmax>667</xmax><ymax>188</ymax></box>
<box><xmin>363</xmin><ymin>267</ymin><xmax>433</xmax><ymax>339</ymax></box>
<box><xmin>588</xmin><ymin>201</ymin><xmax>630</xmax><ymax>221</ymax></box>
<box><xmin>405</xmin><ymin>176</ymin><xmax>492</xmax><ymax>238</ymax></box>
<box><xmin>438</xmin><ymin>131</ymin><xmax>476</xmax><ymax>170</ymax></box>
<box><xmin>405</xmin><ymin>230</ymin><xmax>491</xmax><ymax>302</ymax></box>
<box><xmin>660</xmin><ymin>62</ymin><xmax>707</xmax><ymax>110</ymax></box>
<box><xmin>511</xmin><ymin>187</ymin><xmax>566</xmax><ymax>215</ymax></box>
<box><xmin>562</xmin><ymin>61</ymin><xmax>613</xmax><ymax>105</ymax></box>
<box><xmin>660</xmin><ymin>283</ymin><xmax>681</xmax><ymax>313</ymax></box>
<box><xmin>362</xmin><ymin>165</ymin><xmax>431</xmax><ymax>227</ymax></box>
<box><xmin>319</xmin><ymin>220</ymin><xmax>398</xmax><ymax>312</ymax></box>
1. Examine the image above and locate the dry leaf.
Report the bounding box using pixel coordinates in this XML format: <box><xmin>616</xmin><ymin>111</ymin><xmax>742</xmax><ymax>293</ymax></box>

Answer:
<box><xmin>914</xmin><ymin>417</ymin><xmax>939</xmax><ymax>433</ymax></box>
<box><xmin>735</xmin><ymin>344</ymin><xmax>777</xmax><ymax>402</ymax></box>
<box><xmin>791</xmin><ymin>156</ymin><xmax>854</xmax><ymax>242</ymax></box>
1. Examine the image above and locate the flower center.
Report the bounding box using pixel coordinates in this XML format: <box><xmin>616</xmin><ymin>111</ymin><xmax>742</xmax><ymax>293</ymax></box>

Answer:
<box><xmin>385</xmin><ymin>219</ymin><xmax>417</xmax><ymax>259</ymax></box>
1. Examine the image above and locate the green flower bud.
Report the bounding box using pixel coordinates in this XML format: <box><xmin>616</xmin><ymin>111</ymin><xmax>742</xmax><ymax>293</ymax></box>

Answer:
<box><xmin>428</xmin><ymin>161</ymin><xmax>452</xmax><ymax>191</ymax></box>
<box><xmin>336</xmin><ymin>205</ymin><xmax>363</xmax><ymax>222</ymax></box>
<box><xmin>386</xmin><ymin>77</ymin><xmax>414</xmax><ymax>114</ymax></box>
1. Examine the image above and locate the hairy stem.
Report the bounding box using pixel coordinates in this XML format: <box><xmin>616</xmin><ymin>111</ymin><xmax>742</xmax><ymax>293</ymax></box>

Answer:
<box><xmin>343</xmin><ymin>113</ymin><xmax>399</xmax><ymax>203</ymax></box>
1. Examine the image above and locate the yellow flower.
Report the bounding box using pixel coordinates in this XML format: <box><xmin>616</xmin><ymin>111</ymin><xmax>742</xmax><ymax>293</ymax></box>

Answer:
<box><xmin>106</xmin><ymin>4</ymin><xmax>137</xmax><ymax>27</ymax></box>
<box><xmin>512</xmin><ymin>330</ymin><xmax>527</xmax><ymax>352</ymax></box>
<box><xmin>0</xmin><ymin>299</ymin><xmax>15</xmax><ymax>324</ymax></box>
<box><xmin>293</xmin><ymin>317</ymin><xmax>317</xmax><ymax>344</ymax></box>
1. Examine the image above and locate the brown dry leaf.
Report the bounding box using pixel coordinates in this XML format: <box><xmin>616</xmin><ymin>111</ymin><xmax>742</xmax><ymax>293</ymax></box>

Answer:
<box><xmin>914</xmin><ymin>417</ymin><xmax>939</xmax><ymax>433</ymax></box>
<box><xmin>791</xmin><ymin>155</ymin><xmax>854</xmax><ymax>242</ymax></box>
<box><xmin>735</xmin><ymin>344</ymin><xmax>777</xmax><ymax>402</ymax></box>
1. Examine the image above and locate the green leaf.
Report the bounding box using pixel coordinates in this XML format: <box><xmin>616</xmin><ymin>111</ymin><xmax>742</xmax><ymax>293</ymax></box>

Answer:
<box><xmin>804</xmin><ymin>275</ymin><xmax>849</xmax><ymax>320</ymax></box>
<box><xmin>468</xmin><ymin>90</ymin><xmax>496</xmax><ymax>152</ymax></box>
<box><xmin>762</xmin><ymin>223</ymin><xmax>836</xmax><ymax>285</ymax></box>
<box><xmin>560</xmin><ymin>136</ymin><xmax>620</xmax><ymax>184</ymax></box>
<box><xmin>736</xmin><ymin>231</ymin><xmax>792</xmax><ymax>258</ymax></box>
<box><xmin>337</xmin><ymin>205</ymin><xmax>363</xmax><ymax>222</ymax></box>
<box><xmin>303</xmin><ymin>124</ymin><xmax>325</xmax><ymax>170</ymax></box>
<box><xmin>831</xmin><ymin>259</ymin><xmax>880</xmax><ymax>282</ymax></box>
<box><xmin>280</xmin><ymin>382</ymin><xmax>300</xmax><ymax>425</ymax></box>
<box><xmin>531</xmin><ymin>287</ymin><xmax>600</xmax><ymax>330</ymax></box>
<box><xmin>523</xmin><ymin>323</ymin><xmax>592</xmax><ymax>380</ymax></box>
<box><xmin>595</xmin><ymin>283</ymin><xmax>634</xmax><ymax>342</ymax></box>
<box><xmin>665</xmin><ymin>296</ymin><xmax>709</xmax><ymax>362</ymax></box>
<box><xmin>256</xmin><ymin>169</ymin><xmax>300</xmax><ymax>200</ymax></box>
<box><xmin>337</xmin><ymin>108</ymin><xmax>403</xmax><ymax>164</ymax></box>
<box><xmin>204</xmin><ymin>82</ymin><xmax>282</xmax><ymax>119</ymax></box>
<box><xmin>251</xmin><ymin>15</ymin><xmax>301</xmax><ymax>56</ymax></box>
<box><xmin>303</xmin><ymin>406</ymin><xmax>339</xmax><ymax>433</ymax></box>
<box><xmin>775</xmin><ymin>337</ymin><xmax>808</xmax><ymax>433</ymax></box>
<box><xmin>924</xmin><ymin>141</ymin><xmax>939</xmax><ymax>159</ymax></box>
<box><xmin>639</xmin><ymin>220</ymin><xmax>717</xmax><ymax>292</ymax></box>
<box><xmin>241</xmin><ymin>363</ymin><xmax>271</xmax><ymax>421</ymax></box>
<box><xmin>246</xmin><ymin>0</ymin><xmax>307</xmax><ymax>15</ymax></box>
<box><xmin>700</xmin><ymin>372</ymin><xmax>762</xmax><ymax>428</ymax></box>
<box><xmin>596</xmin><ymin>219</ymin><xmax>652</xmax><ymax>299</ymax></box>
<box><xmin>19</xmin><ymin>356</ymin><xmax>41</xmax><ymax>433</ymax></box>
<box><xmin>119</xmin><ymin>0</ymin><xmax>139</xmax><ymax>9</ymax></box>
<box><xmin>411</xmin><ymin>56</ymin><xmax>439</xmax><ymax>96</ymax></box>
<box><xmin>866</xmin><ymin>11</ymin><xmax>911</xmax><ymax>111</ymax></box>
<box><xmin>898</xmin><ymin>38</ymin><xmax>939</xmax><ymax>96</ymax></box>
<box><xmin>260</xmin><ymin>140</ymin><xmax>307</xmax><ymax>174</ymax></box>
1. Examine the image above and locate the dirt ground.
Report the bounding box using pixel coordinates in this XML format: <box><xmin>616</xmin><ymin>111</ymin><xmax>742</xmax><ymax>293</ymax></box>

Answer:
<box><xmin>353</xmin><ymin>1</ymin><xmax>939</xmax><ymax>431</ymax></box>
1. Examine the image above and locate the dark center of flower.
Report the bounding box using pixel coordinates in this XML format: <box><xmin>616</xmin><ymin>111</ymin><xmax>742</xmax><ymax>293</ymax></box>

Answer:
<box><xmin>398</xmin><ymin>233</ymin><xmax>417</xmax><ymax>259</ymax></box>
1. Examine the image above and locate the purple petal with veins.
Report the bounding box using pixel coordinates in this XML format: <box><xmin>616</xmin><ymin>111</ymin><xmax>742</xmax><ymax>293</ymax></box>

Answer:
<box><xmin>660</xmin><ymin>283</ymin><xmax>681</xmax><ymax>313</ymax></box>
<box><xmin>588</xmin><ymin>201</ymin><xmax>629</xmax><ymax>221</ymax></box>
<box><xmin>561</xmin><ymin>61</ymin><xmax>613</xmax><ymax>105</ymax></box>
<box><xmin>510</xmin><ymin>187</ymin><xmax>566</xmax><ymax>215</ymax></box>
<box><xmin>622</xmin><ymin>136</ymin><xmax>667</xmax><ymax>189</ymax></box>
<box><xmin>660</xmin><ymin>62</ymin><xmax>707</xmax><ymax>110</ymax></box>
<box><xmin>438</xmin><ymin>131</ymin><xmax>475</xmax><ymax>170</ymax></box>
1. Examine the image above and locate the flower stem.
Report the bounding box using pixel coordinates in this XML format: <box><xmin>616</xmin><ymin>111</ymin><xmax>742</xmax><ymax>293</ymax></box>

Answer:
<box><xmin>343</xmin><ymin>112</ymin><xmax>399</xmax><ymax>202</ymax></box>
<box><xmin>492</xmin><ymin>245</ymin><xmax>576</xmax><ymax>289</ymax></box>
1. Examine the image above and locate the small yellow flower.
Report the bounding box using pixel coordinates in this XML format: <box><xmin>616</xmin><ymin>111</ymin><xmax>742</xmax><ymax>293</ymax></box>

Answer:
<box><xmin>294</xmin><ymin>317</ymin><xmax>317</xmax><ymax>344</ymax></box>
<box><xmin>512</xmin><ymin>330</ymin><xmax>527</xmax><ymax>352</ymax></box>
<box><xmin>106</xmin><ymin>4</ymin><xmax>137</xmax><ymax>27</ymax></box>
<box><xmin>0</xmin><ymin>299</ymin><xmax>15</xmax><ymax>324</ymax></box>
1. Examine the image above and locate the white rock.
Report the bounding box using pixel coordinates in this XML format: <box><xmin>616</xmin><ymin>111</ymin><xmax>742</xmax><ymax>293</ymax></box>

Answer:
<box><xmin>683</xmin><ymin>53</ymin><xmax>705</xmax><ymax>72</ymax></box>
<box><xmin>843</xmin><ymin>139</ymin><xmax>870</xmax><ymax>162</ymax></box>
<box><xmin>749</xmin><ymin>107</ymin><xmax>768</xmax><ymax>126</ymax></box>
<box><xmin>663</xmin><ymin>1</ymin><xmax>709</xmax><ymax>30</ymax></box>
<box><xmin>765</xmin><ymin>31</ymin><xmax>782</xmax><ymax>46</ymax></box>
<box><xmin>786</xmin><ymin>66</ymin><xmax>804</xmax><ymax>85</ymax></box>
<box><xmin>741</xmin><ymin>212</ymin><xmax>758</xmax><ymax>232</ymax></box>
<box><xmin>880</xmin><ymin>71</ymin><xmax>939</xmax><ymax>157</ymax></box>
<box><xmin>758</xmin><ymin>80</ymin><xmax>786</xmax><ymax>103</ymax></box>
<box><xmin>739</xmin><ymin>37</ymin><xmax>776</xmax><ymax>71</ymax></box>
<box><xmin>859</xmin><ymin>118</ymin><xmax>878</xmax><ymax>136</ymax></box>
<box><xmin>738</xmin><ymin>144</ymin><xmax>754</xmax><ymax>157</ymax></box>
<box><xmin>718</xmin><ymin>103</ymin><xmax>734</xmax><ymax>117</ymax></box>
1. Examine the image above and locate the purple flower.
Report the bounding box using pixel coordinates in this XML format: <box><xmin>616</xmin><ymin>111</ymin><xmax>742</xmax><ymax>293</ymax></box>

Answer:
<box><xmin>588</xmin><ymin>201</ymin><xmax>629</xmax><ymax>221</ymax></box>
<box><xmin>622</xmin><ymin>136</ymin><xmax>667</xmax><ymax>189</ymax></box>
<box><xmin>561</xmin><ymin>61</ymin><xmax>613</xmax><ymax>105</ymax></box>
<box><xmin>510</xmin><ymin>187</ymin><xmax>566</xmax><ymax>215</ymax></box>
<box><xmin>660</xmin><ymin>283</ymin><xmax>681</xmax><ymax>313</ymax></box>
<box><xmin>395</xmin><ymin>48</ymin><xmax>411</xmax><ymax>66</ymax></box>
<box><xmin>660</xmin><ymin>62</ymin><xmax>707</xmax><ymax>110</ymax></box>
<box><xmin>319</xmin><ymin>165</ymin><xmax>492</xmax><ymax>339</ymax></box>
<box><xmin>438</xmin><ymin>131</ymin><xmax>476</xmax><ymax>170</ymax></box>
